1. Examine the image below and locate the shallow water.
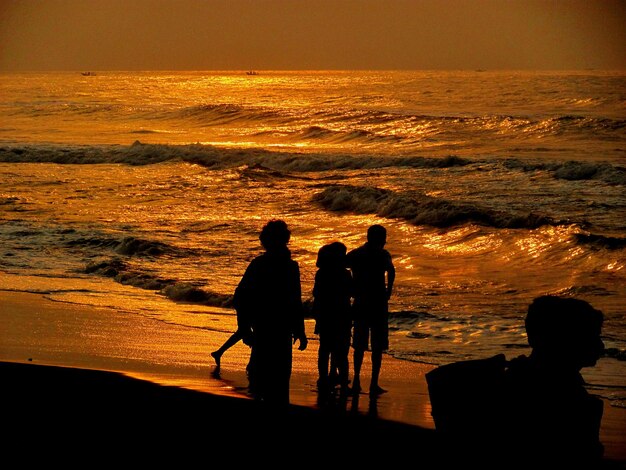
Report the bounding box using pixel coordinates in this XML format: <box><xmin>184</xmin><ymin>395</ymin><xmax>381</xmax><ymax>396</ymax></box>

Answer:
<box><xmin>1</xmin><ymin>70</ymin><xmax>624</xmax><ymax>406</ymax></box>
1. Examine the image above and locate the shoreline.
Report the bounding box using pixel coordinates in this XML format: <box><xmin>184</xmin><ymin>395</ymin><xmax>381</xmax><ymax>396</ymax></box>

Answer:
<box><xmin>0</xmin><ymin>290</ymin><xmax>436</xmax><ymax>428</ymax></box>
<box><xmin>2</xmin><ymin>289</ymin><xmax>625</xmax><ymax>464</ymax></box>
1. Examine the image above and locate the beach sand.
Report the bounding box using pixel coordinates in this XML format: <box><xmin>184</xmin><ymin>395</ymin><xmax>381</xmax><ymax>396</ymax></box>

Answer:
<box><xmin>2</xmin><ymin>290</ymin><xmax>625</xmax><ymax>466</ymax></box>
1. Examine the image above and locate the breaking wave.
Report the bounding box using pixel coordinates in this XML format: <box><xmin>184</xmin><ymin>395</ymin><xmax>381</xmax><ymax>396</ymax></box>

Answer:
<box><xmin>85</xmin><ymin>258</ymin><xmax>233</xmax><ymax>308</ymax></box>
<box><xmin>313</xmin><ymin>184</ymin><xmax>560</xmax><ymax>229</ymax></box>
<box><xmin>573</xmin><ymin>233</ymin><xmax>626</xmax><ymax>250</ymax></box>
<box><xmin>18</xmin><ymin>95</ymin><xmax>623</xmax><ymax>140</ymax></box>
<box><xmin>0</xmin><ymin>141</ymin><xmax>472</xmax><ymax>171</ymax></box>
<box><xmin>172</xmin><ymin>103</ymin><xmax>290</xmax><ymax>125</ymax></box>
<box><xmin>67</xmin><ymin>235</ymin><xmax>185</xmax><ymax>257</ymax></box>
<box><xmin>503</xmin><ymin>159</ymin><xmax>626</xmax><ymax>186</ymax></box>
<box><xmin>3</xmin><ymin>142</ymin><xmax>623</xmax><ymax>189</ymax></box>
<box><xmin>160</xmin><ymin>283</ymin><xmax>233</xmax><ymax>307</ymax></box>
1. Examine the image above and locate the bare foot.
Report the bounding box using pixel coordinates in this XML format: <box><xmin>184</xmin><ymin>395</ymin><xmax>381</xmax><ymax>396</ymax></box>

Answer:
<box><xmin>211</xmin><ymin>351</ymin><xmax>221</xmax><ymax>368</ymax></box>
<box><xmin>369</xmin><ymin>384</ymin><xmax>387</xmax><ymax>396</ymax></box>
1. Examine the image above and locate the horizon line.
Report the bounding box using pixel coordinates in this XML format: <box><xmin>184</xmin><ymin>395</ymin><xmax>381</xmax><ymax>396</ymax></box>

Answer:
<box><xmin>2</xmin><ymin>67</ymin><xmax>625</xmax><ymax>73</ymax></box>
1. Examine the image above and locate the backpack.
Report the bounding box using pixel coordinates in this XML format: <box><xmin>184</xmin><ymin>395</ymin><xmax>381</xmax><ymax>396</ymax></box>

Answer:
<box><xmin>425</xmin><ymin>354</ymin><xmax>508</xmax><ymax>441</ymax></box>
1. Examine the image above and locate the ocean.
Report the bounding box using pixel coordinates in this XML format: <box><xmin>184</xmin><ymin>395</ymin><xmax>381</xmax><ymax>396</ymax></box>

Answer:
<box><xmin>1</xmin><ymin>70</ymin><xmax>624</xmax><ymax>407</ymax></box>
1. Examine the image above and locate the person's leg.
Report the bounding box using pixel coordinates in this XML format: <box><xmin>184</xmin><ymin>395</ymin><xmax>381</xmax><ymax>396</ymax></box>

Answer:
<box><xmin>352</xmin><ymin>347</ymin><xmax>364</xmax><ymax>392</ymax></box>
<box><xmin>369</xmin><ymin>313</ymin><xmax>388</xmax><ymax>395</ymax></box>
<box><xmin>317</xmin><ymin>339</ymin><xmax>330</xmax><ymax>389</ymax></box>
<box><xmin>211</xmin><ymin>330</ymin><xmax>243</xmax><ymax>366</ymax></box>
<box><xmin>369</xmin><ymin>348</ymin><xmax>386</xmax><ymax>394</ymax></box>
<box><xmin>264</xmin><ymin>336</ymin><xmax>293</xmax><ymax>407</ymax></box>
<box><xmin>335</xmin><ymin>331</ymin><xmax>351</xmax><ymax>390</ymax></box>
<box><xmin>352</xmin><ymin>319</ymin><xmax>368</xmax><ymax>393</ymax></box>
<box><xmin>336</xmin><ymin>352</ymin><xmax>349</xmax><ymax>390</ymax></box>
<box><xmin>328</xmin><ymin>354</ymin><xmax>338</xmax><ymax>386</ymax></box>
<box><xmin>328</xmin><ymin>332</ymin><xmax>342</xmax><ymax>387</ymax></box>
<box><xmin>247</xmin><ymin>344</ymin><xmax>261</xmax><ymax>399</ymax></box>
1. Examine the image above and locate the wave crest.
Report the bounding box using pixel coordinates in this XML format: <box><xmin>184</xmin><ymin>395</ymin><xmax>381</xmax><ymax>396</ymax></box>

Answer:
<box><xmin>313</xmin><ymin>185</ymin><xmax>559</xmax><ymax>229</ymax></box>
<box><xmin>552</xmin><ymin>161</ymin><xmax>626</xmax><ymax>185</ymax></box>
<box><xmin>174</xmin><ymin>103</ymin><xmax>286</xmax><ymax>125</ymax></box>
<box><xmin>85</xmin><ymin>258</ymin><xmax>233</xmax><ymax>308</ymax></box>
<box><xmin>161</xmin><ymin>283</ymin><xmax>233</xmax><ymax>307</ymax></box>
<box><xmin>68</xmin><ymin>235</ymin><xmax>182</xmax><ymax>257</ymax></box>
<box><xmin>573</xmin><ymin>233</ymin><xmax>626</xmax><ymax>250</ymax></box>
<box><xmin>0</xmin><ymin>142</ymin><xmax>471</xmax><ymax>172</ymax></box>
<box><xmin>504</xmin><ymin>158</ymin><xmax>626</xmax><ymax>186</ymax></box>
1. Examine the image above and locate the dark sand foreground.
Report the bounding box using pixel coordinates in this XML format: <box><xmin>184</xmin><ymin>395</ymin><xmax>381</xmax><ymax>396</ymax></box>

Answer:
<box><xmin>2</xmin><ymin>290</ymin><xmax>625</xmax><ymax>467</ymax></box>
<box><xmin>5</xmin><ymin>361</ymin><xmax>626</xmax><ymax>469</ymax></box>
<box><xmin>2</xmin><ymin>361</ymin><xmax>443</xmax><ymax>465</ymax></box>
<box><xmin>1</xmin><ymin>290</ymin><xmax>442</xmax><ymax>465</ymax></box>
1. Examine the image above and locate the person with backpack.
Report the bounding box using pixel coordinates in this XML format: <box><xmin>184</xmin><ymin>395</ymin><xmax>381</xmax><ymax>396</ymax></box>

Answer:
<box><xmin>427</xmin><ymin>295</ymin><xmax>606</xmax><ymax>466</ymax></box>
<box><xmin>503</xmin><ymin>295</ymin><xmax>605</xmax><ymax>465</ymax></box>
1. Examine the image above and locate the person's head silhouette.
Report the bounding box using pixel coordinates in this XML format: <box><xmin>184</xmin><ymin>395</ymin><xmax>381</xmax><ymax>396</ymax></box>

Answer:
<box><xmin>367</xmin><ymin>224</ymin><xmax>387</xmax><ymax>249</ymax></box>
<box><xmin>259</xmin><ymin>219</ymin><xmax>291</xmax><ymax>252</ymax></box>
<box><xmin>316</xmin><ymin>241</ymin><xmax>347</xmax><ymax>269</ymax></box>
<box><xmin>525</xmin><ymin>295</ymin><xmax>604</xmax><ymax>370</ymax></box>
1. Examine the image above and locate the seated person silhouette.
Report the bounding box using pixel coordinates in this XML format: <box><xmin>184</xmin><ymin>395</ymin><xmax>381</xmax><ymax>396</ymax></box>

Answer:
<box><xmin>503</xmin><ymin>295</ymin><xmax>605</xmax><ymax>465</ymax></box>
<box><xmin>426</xmin><ymin>295</ymin><xmax>605</xmax><ymax>466</ymax></box>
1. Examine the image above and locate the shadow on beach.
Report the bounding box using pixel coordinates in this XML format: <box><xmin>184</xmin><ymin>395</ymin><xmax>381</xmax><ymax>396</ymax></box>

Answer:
<box><xmin>2</xmin><ymin>361</ymin><xmax>439</xmax><ymax>464</ymax></box>
<box><xmin>4</xmin><ymin>361</ymin><xmax>625</xmax><ymax>468</ymax></box>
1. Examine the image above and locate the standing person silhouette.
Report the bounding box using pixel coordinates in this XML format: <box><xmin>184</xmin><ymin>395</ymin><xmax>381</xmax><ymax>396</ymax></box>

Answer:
<box><xmin>347</xmin><ymin>224</ymin><xmax>395</xmax><ymax>395</ymax></box>
<box><xmin>312</xmin><ymin>241</ymin><xmax>354</xmax><ymax>394</ymax></box>
<box><xmin>233</xmin><ymin>219</ymin><xmax>308</xmax><ymax>405</ymax></box>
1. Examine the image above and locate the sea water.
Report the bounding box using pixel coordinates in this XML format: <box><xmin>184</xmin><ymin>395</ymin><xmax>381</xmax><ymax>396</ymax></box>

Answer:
<box><xmin>1</xmin><ymin>70</ymin><xmax>624</xmax><ymax>406</ymax></box>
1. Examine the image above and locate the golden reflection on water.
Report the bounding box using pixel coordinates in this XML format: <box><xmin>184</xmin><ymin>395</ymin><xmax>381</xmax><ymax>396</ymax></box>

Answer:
<box><xmin>395</xmin><ymin>255</ymin><xmax>414</xmax><ymax>270</ymax></box>
<box><xmin>421</xmin><ymin>226</ymin><xmax>501</xmax><ymax>255</ymax></box>
<box><xmin>513</xmin><ymin>226</ymin><xmax>573</xmax><ymax>259</ymax></box>
<box><xmin>515</xmin><ymin>237</ymin><xmax>548</xmax><ymax>259</ymax></box>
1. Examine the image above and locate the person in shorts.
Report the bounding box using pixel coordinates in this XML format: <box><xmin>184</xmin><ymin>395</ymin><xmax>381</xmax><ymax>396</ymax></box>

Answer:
<box><xmin>347</xmin><ymin>224</ymin><xmax>395</xmax><ymax>395</ymax></box>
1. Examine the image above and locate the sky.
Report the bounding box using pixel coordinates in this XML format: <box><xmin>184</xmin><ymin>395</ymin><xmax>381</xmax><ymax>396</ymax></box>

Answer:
<box><xmin>0</xmin><ymin>0</ymin><xmax>624</xmax><ymax>71</ymax></box>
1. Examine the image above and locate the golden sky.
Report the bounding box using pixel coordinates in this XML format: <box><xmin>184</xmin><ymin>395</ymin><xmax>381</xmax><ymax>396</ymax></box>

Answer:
<box><xmin>1</xmin><ymin>0</ymin><xmax>624</xmax><ymax>71</ymax></box>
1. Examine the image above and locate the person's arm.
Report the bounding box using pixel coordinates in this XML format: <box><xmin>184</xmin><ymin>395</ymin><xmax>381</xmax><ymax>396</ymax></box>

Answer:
<box><xmin>233</xmin><ymin>261</ymin><xmax>256</xmax><ymax>343</ymax></box>
<box><xmin>347</xmin><ymin>269</ymin><xmax>355</xmax><ymax>300</ymax></box>
<box><xmin>312</xmin><ymin>271</ymin><xmax>321</xmax><ymax>318</ymax></box>
<box><xmin>291</xmin><ymin>263</ymin><xmax>308</xmax><ymax>350</ymax></box>
<box><xmin>386</xmin><ymin>254</ymin><xmax>395</xmax><ymax>300</ymax></box>
<box><xmin>295</xmin><ymin>332</ymin><xmax>308</xmax><ymax>350</ymax></box>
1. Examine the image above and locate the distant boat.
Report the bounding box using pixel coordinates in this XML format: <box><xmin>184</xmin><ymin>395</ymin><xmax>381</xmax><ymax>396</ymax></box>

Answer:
<box><xmin>81</xmin><ymin>72</ymin><xmax>96</xmax><ymax>76</ymax></box>
<box><xmin>246</xmin><ymin>71</ymin><xmax>258</xmax><ymax>76</ymax></box>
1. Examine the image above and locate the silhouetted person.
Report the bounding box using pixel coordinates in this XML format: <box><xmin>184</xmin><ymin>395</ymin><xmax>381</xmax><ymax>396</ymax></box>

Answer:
<box><xmin>427</xmin><ymin>295</ymin><xmax>606</xmax><ymax>467</ymax></box>
<box><xmin>233</xmin><ymin>219</ymin><xmax>308</xmax><ymax>405</ymax></box>
<box><xmin>312</xmin><ymin>241</ymin><xmax>353</xmax><ymax>394</ymax></box>
<box><xmin>503</xmin><ymin>295</ymin><xmax>605</xmax><ymax>465</ymax></box>
<box><xmin>347</xmin><ymin>224</ymin><xmax>395</xmax><ymax>395</ymax></box>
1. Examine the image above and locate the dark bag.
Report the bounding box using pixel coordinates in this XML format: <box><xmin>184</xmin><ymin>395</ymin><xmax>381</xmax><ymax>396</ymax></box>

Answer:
<box><xmin>425</xmin><ymin>354</ymin><xmax>508</xmax><ymax>440</ymax></box>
